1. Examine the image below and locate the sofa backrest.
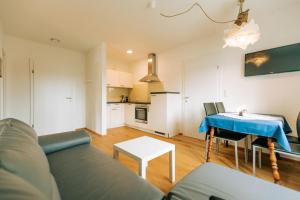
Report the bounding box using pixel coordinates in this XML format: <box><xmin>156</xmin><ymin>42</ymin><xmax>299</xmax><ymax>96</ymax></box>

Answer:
<box><xmin>0</xmin><ymin>118</ymin><xmax>61</xmax><ymax>200</ymax></box>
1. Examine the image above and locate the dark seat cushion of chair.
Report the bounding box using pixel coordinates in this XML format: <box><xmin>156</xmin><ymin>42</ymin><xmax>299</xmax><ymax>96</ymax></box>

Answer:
<box><xmin>286</xmin><ymin>135</ymin><xmax>300</xmax><ymax>144</ymax></box>
<box><xmin>168</xmin><ymin>163</ymin><xmax>300</xmax><ymax>200</ymax></box>
<box><xmin>47</xmin><ymin>144</ymin><xmax>164</xmax><ymax>200</ymax></box>
<box><xmin>207</xmin><ymin>129</ymin><xmax>247</xmax><ymax>141</ymax></box>
<box><xmin>215</xmin><ymin>130</ymin><xmax>247</xmax><ymax>141</ymax></box>
<box><xmin>252</xmin><ymin>137</ymin><xmax>300</xmax><ymax>156</ymax></box>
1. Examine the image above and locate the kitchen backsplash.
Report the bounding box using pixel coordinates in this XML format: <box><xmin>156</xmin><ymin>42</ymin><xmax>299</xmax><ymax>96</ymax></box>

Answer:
<box><xmin>107</xmin><ymin>87</ymin><xmax>130</xmax><ymax>102</ymax></box>
<box><xmin>107</xmin><ymin>82</ymin><xmax>164</xmax><ymax>103</ymax></box>
<box><xmin>129</xmin><ymin>82</ymin><xmax>164</xmax><ymax>102</ymax></box>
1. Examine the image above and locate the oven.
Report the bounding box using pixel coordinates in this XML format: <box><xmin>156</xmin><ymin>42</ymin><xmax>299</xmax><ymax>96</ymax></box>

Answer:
<box><xmin>135</xmin><ymin>104</ymin><xmax>148</xmax><ymax>124</ymax></box>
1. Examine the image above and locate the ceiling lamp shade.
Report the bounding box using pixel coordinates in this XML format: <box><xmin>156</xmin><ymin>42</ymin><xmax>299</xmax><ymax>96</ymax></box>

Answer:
<box><xmin>160</xmin><ymin>0</ymin><xmax>260</xmax><ymax>50</ymax></box>
<box><xmin>223</xmin><ymin>19</ymin><xmax>260</xmax><ymax>50</ymax></box>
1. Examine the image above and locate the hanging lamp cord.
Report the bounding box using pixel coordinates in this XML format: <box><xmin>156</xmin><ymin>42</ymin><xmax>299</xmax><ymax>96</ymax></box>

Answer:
<box><xmin>160</xmin><ymin>2</ymin><xmax>237</xmax><ymax>24</ymax></box>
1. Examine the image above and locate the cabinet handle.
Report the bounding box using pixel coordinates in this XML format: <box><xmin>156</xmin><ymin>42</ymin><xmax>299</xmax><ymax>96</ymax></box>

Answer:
<box><xmin>151</xmin><ymin>95</ymin><xmax>156</xmax><ymax>97</ymax></box>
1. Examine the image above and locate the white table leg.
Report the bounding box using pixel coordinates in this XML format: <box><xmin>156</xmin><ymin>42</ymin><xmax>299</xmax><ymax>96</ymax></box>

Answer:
<box><xmin>139</xmin><ymin>160</ymin><xmax>147</xmax><ymax>179</ymax></box>
<box><xmin>169</xmin><ymin>148</ymin><xmax>175</xmax><ymax>183</ymax></box>
<box><xmin>113</xmin><ymin>148</ymin><xmax>119</xmax><ymax>160</ymax></box>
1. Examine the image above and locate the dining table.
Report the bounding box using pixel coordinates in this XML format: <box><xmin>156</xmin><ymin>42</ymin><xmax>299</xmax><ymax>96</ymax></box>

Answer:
<box><xmin>199</xmin><ymin>112</ymin><xmax>292</xmax><ymax>183</ymax></box>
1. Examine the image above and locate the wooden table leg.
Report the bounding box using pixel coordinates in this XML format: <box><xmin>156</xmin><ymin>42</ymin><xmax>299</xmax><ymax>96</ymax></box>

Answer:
<box><xmin>169</xmin><ymin>148</ymin><xmax>175</xmax><ymax>183</ymax></box>
<box><xmin>206</xmin><ymin>127</ymin><xmax>215</xmax><ymax>162</ymax></box>
<box><xmin>267</xmin><ymin>138</ymin><xmax>280</xmax><ymax>183</ymax></box>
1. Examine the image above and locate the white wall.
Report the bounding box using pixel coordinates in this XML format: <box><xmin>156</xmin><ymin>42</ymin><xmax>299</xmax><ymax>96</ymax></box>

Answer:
<box><xmin>3</xmin><ymin>35</ymin><xmax>86</xmax><ymax>134</ymax></box>
<box><xmin>86</xmin><ymin>44</ymin><xmax>107</xmax><ymax>135</ymax></box>
<box><xmin>107</xmin><ymin>56</ymin><xmax>130</xmax><ymax>72</ymax></box>
<box><xmin>0</xmin><ymin>21</ymin><xmax>3</xmax><ymax>58</ymax></box>
<box><xmin>130</xmin><ymin>4</ymin><xmax>300</xmax><ymax>137</ymax></box>
<box><xmin>0</xmin><ymin>21</ymin><xmax>4</xmax><ymax>119</ymax></box>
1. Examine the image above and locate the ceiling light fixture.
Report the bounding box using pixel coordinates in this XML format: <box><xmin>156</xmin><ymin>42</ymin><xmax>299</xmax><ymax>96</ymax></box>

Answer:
<box><xmin>160</xmin><ymin>0</ymin><xmax>260</xmax><ymax>50</ymax></box>
<box><xmin>127</xmin><ymin>50</ymin><xmax>133</xmax><ymax>54</ymax></box>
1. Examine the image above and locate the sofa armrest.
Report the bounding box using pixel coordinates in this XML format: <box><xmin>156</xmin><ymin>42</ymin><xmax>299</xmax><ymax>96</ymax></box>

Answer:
<box><xmin>38</xmin><ymin>130</ymin><xmax>91</xmax><ymax>155</ymax></box>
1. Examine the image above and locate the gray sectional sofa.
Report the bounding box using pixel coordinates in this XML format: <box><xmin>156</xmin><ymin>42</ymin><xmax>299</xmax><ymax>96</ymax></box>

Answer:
<box><xmin>0</xmin><ymin>118</ymin><xmax>299</xmax><ymax>200</ymax></box>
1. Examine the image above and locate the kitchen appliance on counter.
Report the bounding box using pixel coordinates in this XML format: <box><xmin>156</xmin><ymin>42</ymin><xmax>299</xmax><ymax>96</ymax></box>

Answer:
<box><xmin>120</xmin><ymin>95</ymin><xmax>128</xmax><ymax>103</ymax></box>
<box><xmin>135</xmin><ymin>104</ymin><xmax>148</xmax><ymax>124</ymax></box>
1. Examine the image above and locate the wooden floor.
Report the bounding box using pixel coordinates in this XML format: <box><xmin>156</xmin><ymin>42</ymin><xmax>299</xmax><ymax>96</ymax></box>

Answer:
<box><xmin>88</xmin><ymin>126</ymin><xmax>300</xmax><ymax>193</ymax></box>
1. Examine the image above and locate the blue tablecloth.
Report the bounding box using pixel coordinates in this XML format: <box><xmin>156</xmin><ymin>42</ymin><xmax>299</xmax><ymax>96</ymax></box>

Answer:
<box><xmin>199</xmin><ymin>114</ymin><xmax>291</xmax><ymax>152</ymax></box>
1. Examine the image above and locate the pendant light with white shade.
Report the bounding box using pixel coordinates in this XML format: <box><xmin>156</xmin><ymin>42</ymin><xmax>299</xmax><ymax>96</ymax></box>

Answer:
<box><xmin>160</xmin><ymin>0</ymin><xmax>260</xmax><ymax>50</ymax></box>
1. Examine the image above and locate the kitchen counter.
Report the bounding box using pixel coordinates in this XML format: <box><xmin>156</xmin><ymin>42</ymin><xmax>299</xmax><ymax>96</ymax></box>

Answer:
<box><xmin>107</xmin><ymin>101</ymin><xmax>151</xmax><ymax>104</ymax></box>
<box><xmin>150</xmin><ymin>91</ymin><xmax>180</xmax><ymax>94</ymax></box>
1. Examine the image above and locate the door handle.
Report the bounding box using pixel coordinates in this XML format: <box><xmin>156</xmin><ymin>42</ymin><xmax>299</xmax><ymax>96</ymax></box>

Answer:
<box><xmin>66</xmin><ymin>97</ymin><xmax>72</xmax><ymax>100</ymax></box>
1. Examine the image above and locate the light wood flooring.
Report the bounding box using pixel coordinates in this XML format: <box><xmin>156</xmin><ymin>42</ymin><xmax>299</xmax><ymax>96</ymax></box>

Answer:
<box><xmin>87</xmin><ymin>126</ymin><xmax>300</xmax><ymax>193</ymax></box>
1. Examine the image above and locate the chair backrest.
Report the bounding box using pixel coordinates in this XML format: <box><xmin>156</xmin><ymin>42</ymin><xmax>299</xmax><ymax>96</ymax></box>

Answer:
<box><xmin>297</xmin><ymin>112</ymin><xmax>300</xmax><ymax>138</ymax></box>
<box><xmin>203</xmin><ymin>103</ymin><xmax>218</xmax><ymax>116</ymax></box>
<box><xmin>215</xmin><ymin>102</ymin><xmax>226</xmax><ymax>113</ymax></box>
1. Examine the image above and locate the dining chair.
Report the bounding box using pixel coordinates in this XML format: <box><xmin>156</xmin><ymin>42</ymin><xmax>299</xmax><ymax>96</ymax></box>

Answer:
<box><xmin>203</xmin><ymin>103</ymin><xmax>248</xmax><ymax>169</ymax></box>
<box><xmin>252</xmin><ymin>137</ymin><xmax>300</xmax><ymax>175</ymax></box>
<box><xmin>215</xmin><ymin>102</ymin><xmax>226</xmax><ymax>113</ymax></box>
<box><xmin>252</xmin><ymin>112</ymin><xmax>300</xmax><ymax>174</ymax></box>
<box><xmin>286</xmin><ymin>112</ymin><xmax>300</xmax><ymax>144</ymax></box>
<box><xmin>215</xmin><ymin>102</ymin><xmax>229</xmax><ymax>147</ymax></box>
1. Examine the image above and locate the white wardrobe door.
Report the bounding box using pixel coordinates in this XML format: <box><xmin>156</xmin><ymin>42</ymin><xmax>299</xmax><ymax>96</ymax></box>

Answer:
<box><xmin>33</xmin><ymin>57</ymin><xmax>76</xmax><ymax>135</ymax></box>
<box><xmin>4</xmin><ymin>49</ymin><xmax>31</xmax><ymax>124</ymax></box>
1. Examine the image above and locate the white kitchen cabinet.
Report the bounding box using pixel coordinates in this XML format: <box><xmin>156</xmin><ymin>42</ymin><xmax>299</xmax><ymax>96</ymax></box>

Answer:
<box><xmin>125</xmin><ymin>103</ymin><xmax>135</xmax><ymax>126</ymax></box>
<box><xmin>107</xmin><ymin>69</ymin><xmax>119</xmax><ymax>87</ymax></box>
<box><xmin>119</xmin><ymin>71</ymin><xmax>133</xmax><ymax>88</ymax></box>
<box><xmin>107</xmin><ymin>69</ymin><xmax>133</xmax><ymax>88</ymax></box>
<box><xmin>149</xmin><ymin>94</ymin><xmax>167</xmax><ymax>133</ymax></box>
<box><xmin>107</xmin><ymin>103</ymin><xmax>125</xmax><ymax>128</ymax></box>
<box><xmin>107</xmin><ymin>104</ymin><xmax>111</xmax><ymax>128</ymax></box>
<box><xmin>149</xmin><ymin>93</ymin><xmax>181</xmax><ymax>138</ymax></box>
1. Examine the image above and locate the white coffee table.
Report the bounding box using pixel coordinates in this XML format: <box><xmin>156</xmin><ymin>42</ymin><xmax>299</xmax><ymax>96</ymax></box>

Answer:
<box><xmin>113</xmin><ymin>136</ymin><xmax>175</xmax><ymax>183</ymax></box>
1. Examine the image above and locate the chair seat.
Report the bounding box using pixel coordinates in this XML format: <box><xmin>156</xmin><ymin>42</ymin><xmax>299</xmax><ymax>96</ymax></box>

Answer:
<box><xmin>286</xmin><ymin>135</ymin><xmax>300</xmax><ymax>144</ymax></box>
<box><xmin>252</xmin><ymin>137</ymin><xmax>300</xmax><ymax>156</ymax></box>
<box><xmin>214</xmin><ymin>129</ymin><xmax>248</xmax><ymax>141</ymax></box>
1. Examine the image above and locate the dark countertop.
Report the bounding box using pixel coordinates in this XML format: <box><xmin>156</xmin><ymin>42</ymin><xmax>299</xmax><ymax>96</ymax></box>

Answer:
<box><xmin>150</xmin><ymin>91</ymin><xmax>180</xmax><ymax>94</ymax></box>
<box><xmin>107</xmin><ymin>101</ymin><xmax>151</xmax><ymax>104</ymax></box>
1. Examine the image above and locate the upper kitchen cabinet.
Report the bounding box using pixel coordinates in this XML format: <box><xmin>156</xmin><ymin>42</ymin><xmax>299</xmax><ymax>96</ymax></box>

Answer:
<box><xmin>107</xmin><ymin>69</ymin><xmax>133</xmax><ymax>88</ymax></box>
<box><xmin>119</xmin><ymin>71</ymin><xmax>133</xmax><ymax>88</ymax></box>
<box><xmin>107</xmin><ymin>69</ymin><xmax>119</xmax><ymax>87</ymax></box>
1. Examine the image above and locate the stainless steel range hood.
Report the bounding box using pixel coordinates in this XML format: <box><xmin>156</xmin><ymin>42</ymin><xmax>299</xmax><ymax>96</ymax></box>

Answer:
<box><xmin>139</xmin><ymin>53</ymin><xmax>160</xmax><ymax>82</ymax></box>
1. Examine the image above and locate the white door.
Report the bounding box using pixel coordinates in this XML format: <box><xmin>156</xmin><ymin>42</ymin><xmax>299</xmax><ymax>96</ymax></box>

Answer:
<box><xmin>182</xmin><ymin>58</ymin><xmax>221</xmax><ymax>139</ymax></box>
<box><xmin>4</xmin><ymin>49</ymin><xmax>31</xmax><ymax>124</ymax></box>
<box><xmin>0</xmin><ymin>56</ymin><xmax>4</xmax><ymax>119</ymax></box>
<box><xmin>33</xmin><ymin>58</ymin><xmax>75</xmax><ymax>135</ymax></box>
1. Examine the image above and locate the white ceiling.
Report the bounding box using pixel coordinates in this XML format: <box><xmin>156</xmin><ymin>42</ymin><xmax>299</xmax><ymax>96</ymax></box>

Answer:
<box><xmin>0</xmin><ymin>0</ymin><xmax>299</xmax><ymax>62</ymax></box>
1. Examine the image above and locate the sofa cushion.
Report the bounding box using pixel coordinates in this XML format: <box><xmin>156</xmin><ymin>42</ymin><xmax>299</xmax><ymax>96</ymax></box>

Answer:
<box><xmin>47</xmin><ymin>144</ymin><xmax>164</xmax><ymax>200</ymax></box>
<box><xmin>168</xmin><ymin>163</ymin><xmax>300</xmax><ymax>200</ymax></box>
<box><xmin>0</xmin><ymin>169</ymin><xmax>48</xmax><ymax>200</ymax></box>
<box><xmin>0</xmin><ymin>118</ymin><xmax>60</xmax><ymax>200</ymax></box>
<box><xmin>38</xmin><ymin>130</ymin><xmax>91</xmax><ymax>155</ymax></box>
<box><xmin>0</xmin><ymin>118</ymin><xmax>37</xmax><ymax>140</ymax></box>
